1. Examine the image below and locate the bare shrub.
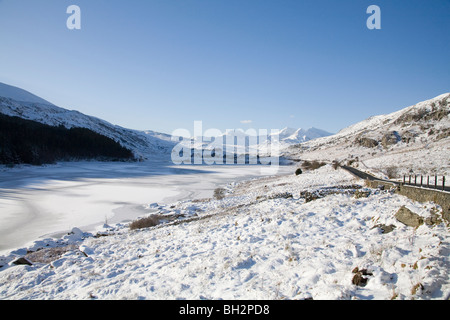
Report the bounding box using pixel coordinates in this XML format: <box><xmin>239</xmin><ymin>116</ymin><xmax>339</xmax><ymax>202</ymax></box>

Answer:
<box><xmin>213</xmin><ymin>187</ymin><xmax>226</xmax><ymax>200</ymax></box>
<box><xmin>332</xmin><ymin>160</ymin><xmax>340</xmax><ymax>170</ymax></box>
<box><xmin>385</xmin><ymin>166</ymin><xmax>398</xmax><ymax>179</ymax></box>
<box><xmin>301</xmin><ymin>160</ymin><xmax>326</xmax><ymax>171</ymax></box>
<box><xmin>129</xmin><ymin>215</ymin><xmax>163</xmax><ymax>230</ymax></box>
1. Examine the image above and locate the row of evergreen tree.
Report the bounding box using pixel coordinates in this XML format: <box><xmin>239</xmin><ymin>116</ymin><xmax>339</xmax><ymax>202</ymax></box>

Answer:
<box><xmin>0</xmin><ymin>113</ymin><xmax>135</xmax><ymax>165</ymax></box>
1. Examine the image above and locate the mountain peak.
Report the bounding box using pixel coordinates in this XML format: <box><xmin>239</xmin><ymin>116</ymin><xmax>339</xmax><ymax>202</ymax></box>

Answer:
<box><xmin>267</xmin><ymin>126</ymin><xmax>332</xmax><ymax>144</ymax></box>
<box><xmin>0</xmin><ymin>82</ymin><xmax>53</xmax><ymax>105</ymax></box>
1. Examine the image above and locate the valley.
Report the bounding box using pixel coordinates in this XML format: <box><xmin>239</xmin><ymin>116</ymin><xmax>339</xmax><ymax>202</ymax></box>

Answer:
<box><xmin>0</xmin><ymin>84</ymin><xmax>448</xmax><ymax>300</ymax></box>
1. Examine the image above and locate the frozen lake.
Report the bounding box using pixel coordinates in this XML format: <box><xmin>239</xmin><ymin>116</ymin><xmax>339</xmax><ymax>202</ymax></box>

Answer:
<box><xmin>0</xmin><ymin>160</ymin><xmax>293</xmax><ymax>253</ymax></box>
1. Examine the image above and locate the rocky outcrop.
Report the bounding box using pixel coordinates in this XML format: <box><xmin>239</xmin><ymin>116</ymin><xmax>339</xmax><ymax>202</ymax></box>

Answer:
<box><xmin>381</xmin><ymin>131</ymin><xmax>401</xmax><ymax>148</ymax></box>
<box><xmin>355</xmin><ymin>137</ymin><xmax>379</xmax><ymax>148</ymax></box>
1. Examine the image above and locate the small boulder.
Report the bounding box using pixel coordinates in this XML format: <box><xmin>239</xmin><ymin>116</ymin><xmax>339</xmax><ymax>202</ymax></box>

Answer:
<box><xmin>351</xmin><ymin>267</ymin><xmax>373</xmax><ymax>287</ymax></box>
<box><xmin>374</xmin><ymin>224</ymin><xmax>396</xmax><ymax>234</ymax></box>
<box><xmin>395</xmin><ymin>206</ymin><xmax>423</xmax><ymax>228</ymax></box>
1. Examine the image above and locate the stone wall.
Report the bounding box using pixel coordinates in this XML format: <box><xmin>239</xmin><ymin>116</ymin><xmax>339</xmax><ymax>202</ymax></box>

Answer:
<box><xmin>365</xmin><ymin>179</ymin><xmax>450</xmax><ymax>223</ymax></box>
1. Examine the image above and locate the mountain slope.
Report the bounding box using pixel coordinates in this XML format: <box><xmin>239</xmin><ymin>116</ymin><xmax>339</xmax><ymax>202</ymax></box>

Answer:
<box><xmin>0</xmin><ymin>113</ymin><xmax>134</xmax><ymax>165</ymax></box>
<box><xmin>285</xmin><ymin>93</ymin><xmax>450</xmax><ymax>177</ymax></box>
<box><xmin>0</xmin><ymin>82</ymin><xmax>53</xmax><ymax>105</ymax></box>
<box><xmin>0</xmin><ymin>83</ymin><xmax>176</xmax><ymax>160</ymax></box>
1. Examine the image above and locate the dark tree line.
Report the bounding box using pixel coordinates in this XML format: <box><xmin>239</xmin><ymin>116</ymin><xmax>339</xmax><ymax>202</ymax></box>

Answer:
<box><xmin>0</xmin><ymin>113</ymin><xmax>135</xmax><ymax>165</ymax></box>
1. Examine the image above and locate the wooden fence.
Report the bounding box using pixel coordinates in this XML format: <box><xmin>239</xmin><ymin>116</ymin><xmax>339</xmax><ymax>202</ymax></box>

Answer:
<box><xmin>403</xmin><ymin>175</ymin><xmax>446</xmax><ymax>191</ymax></box>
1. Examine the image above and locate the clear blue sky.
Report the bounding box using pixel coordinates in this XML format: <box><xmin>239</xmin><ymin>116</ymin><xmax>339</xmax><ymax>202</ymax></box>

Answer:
<box><xmin>0</xmin><ymin>0</ymin><xmax>449</xmax><ymax>135</ymax></box>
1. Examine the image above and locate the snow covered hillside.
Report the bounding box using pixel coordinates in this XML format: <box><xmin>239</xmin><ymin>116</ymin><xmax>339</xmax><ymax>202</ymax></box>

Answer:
<box><xmin>0</xmin><ymin>165</ymin><xmax>448</xmax><ymax>300</ymax></box>
<box><xmin>284</xmin><ymin>93</ymin><xmax>450</xmax><ymax>178</ymax></box>
<box><xmin>0</xmin><ymin>82</ymin><xmax>53</xmax><ymax>105</ymax></box>
<box><xmin>273</xmin><ymin>127</ymin><xmax>332</xmax><ymax>145</ymax></box>
<box><xmin>0</xmin><ymin>82</ymin><xmax>176</xmax><ymax>160</ymax></box>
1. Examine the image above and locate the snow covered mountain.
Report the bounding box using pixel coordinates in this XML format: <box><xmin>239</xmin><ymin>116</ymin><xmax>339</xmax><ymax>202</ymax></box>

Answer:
<box><xmin>271</xmin><ymin>127</ymin><xmax>332</xmax><ymax>144</ymax></box>
<box><xmin>0</xmin><ymin>82</ymin><xmax>52</xmax><ymax>105</ymax></box>
<box><xmin>285</xmin><ymin>93</ymin><xmax>450</xmax><ymax>177</ymax></box>
<box><xmin>0</xmin><ymin>82</ymin><xmax>176</xmax><ymax>160</ymax></box>
<box><xmin>187</xmin><ymin>127</ymin><xmax>332</xmax><ymax>154</ymax></box>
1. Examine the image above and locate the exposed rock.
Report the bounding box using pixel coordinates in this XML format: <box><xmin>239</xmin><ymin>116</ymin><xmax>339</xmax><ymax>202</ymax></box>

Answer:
<box><xmin>381</xmin><ymin>131</ymin><xmax>401</xmax><ymax>148</ymax></box>
<box><xmin>25</xmin><ymin>245</ymin><xmax>79</xmax><ymax>264</ymax></box>
<box><xmin>395</xmin><ymin>206</ymin><xmax>423</xmax><ymax>227</ymax></box>
<box><xmin>425</xmin><ymin>212</ymin><xmax>442</xmax><ymax>226</ymax></box>
<box><xmin>394</xmin><ymin>107</ymin><xmax>428</xmax><ymax>124</ymax></box>
<box><xmin>300</xmin><ymin>186</ymin><xmax>363</xmax><ymax>203</ymax></box>
<box><xmin>12</xmin><ymin>257</ymin><xmax>33</xmax><ymax>266</ymax></box>
<box><xmin>355</xmin><ymin>137</ymin><xmax>379</xmax><ymax>148</ymax></box>
<box><xmin>373</xmin><ymin>224</ymin><xmax>396</xmax><ymax>234</ymax></box>
<box><xmin>354</xmin><ymin>190</ymin><xmax>371</xmax><ymax>199</ymax></box>
<box><xmin>352</xmin><ymin>272</ymin><xmax>367</xmax><ymax>286</ymax></box>
<box><xmin>436</xmin><ymin>128</ymin><xmax>450</xmax><ymax>141</ymax></box>
<box><xmin>352</xmin><ymin>267</ymin><xmax>373</xmax><ymax>287</ymax></box>
<box><xmin>424</xmin><ymin>105</ymin><xmax>449</xmax><ymax>121</ymax></box>
<box><xmin>300</xmin><ymin>191</ymin><xmax>320</xmax><ymax>203</ymax></box>
<box><xmin>394</xmin><ymin>98</ymin><xmax>449</xmax><ymax>126</ymax></box>
<box><xmin>400</xmin><ymin>131</ymin><xmax>417</xmax><ymax>144</ymax></box>
<box><xmin>269</xmin><ymin>192</ymin><xmax>293</xmax><ymax>199</ymax></box>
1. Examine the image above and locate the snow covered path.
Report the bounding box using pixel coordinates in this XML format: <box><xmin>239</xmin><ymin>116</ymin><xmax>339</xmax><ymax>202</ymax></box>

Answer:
<box><xmin>0</xmin><ymin>165</ymin><xmax>448</xmax><ymax>300</ymax></box>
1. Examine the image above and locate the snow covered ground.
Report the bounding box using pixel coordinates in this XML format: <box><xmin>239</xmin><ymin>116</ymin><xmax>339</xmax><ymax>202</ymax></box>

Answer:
<box><xmin>0</xmin><ymin>164</ymin><xmax>448</xmax><ymax>300</ymax></box>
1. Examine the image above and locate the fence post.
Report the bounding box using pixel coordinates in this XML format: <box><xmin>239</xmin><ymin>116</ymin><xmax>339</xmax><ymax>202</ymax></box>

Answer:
<box><xmin>403</xmin><ymin>175</ymin><xmax>406</xmax><ymax>184</ymax></box>
<box><xmin>420</xmin><ymin>175</ymin><xmax>423</xmax><ymax>186</ymax></box>
<box><xmin>409</xmin><ymin>175</ymin><xmax>411</xmax><ymax>184</ymax></box>
<box><xmin>443</xmin><ymin>176</ymin><xmax>446</xmax><ymax>191</ymax></box>
<box><xmin>427</xmin><ymin>176</ymin><xmax>429</xmax><ymax>188</ymax></box>
<box><xmin>415</xmin><ymin>175</ymin><xmax>417</xmax><ymax>185</ymax></box>
<box><xmin>435</xmin><ymin>175</ymin><xmax>438</xmax><ymax>189</ymax></box>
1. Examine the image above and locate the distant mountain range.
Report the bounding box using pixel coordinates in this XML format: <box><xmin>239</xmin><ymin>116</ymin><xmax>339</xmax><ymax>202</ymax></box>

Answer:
<box><xmin>273</xmin><ymin>127</ymin><xmax>333</xmax><ymax>144</ymax></box>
